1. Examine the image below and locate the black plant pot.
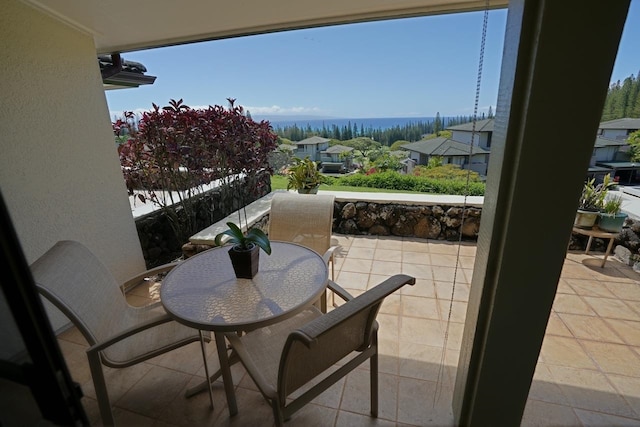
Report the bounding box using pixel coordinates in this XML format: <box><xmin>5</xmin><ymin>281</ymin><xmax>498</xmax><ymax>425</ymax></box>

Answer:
<box><xmin>228</xmin><ymin>244</ymin><xmax>259</xmax><ymax>279</ymax></box>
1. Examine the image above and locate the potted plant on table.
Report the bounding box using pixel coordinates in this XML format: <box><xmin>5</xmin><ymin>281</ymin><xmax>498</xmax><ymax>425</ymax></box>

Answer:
<box><xmin>598</xmin><ymin>195</ymin><xmax>628</xmax><ymax>232</ymax></box>
<box><xmin>214</xmin><ymin>222</ymin><xmax>271</xmax><ymax>279</ymax></box>
<box><xmin>286</xmin><ymin>156</ymin><xmax>327</xmax><ymax>194</ymax></box>
<box><xmin>574</xmin><ymin>175</ymin><xmax>614</xmax><ymax>229</ymax></box>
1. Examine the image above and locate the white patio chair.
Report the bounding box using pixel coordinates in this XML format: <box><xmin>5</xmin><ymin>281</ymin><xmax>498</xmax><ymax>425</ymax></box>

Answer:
<box><xmin>268</xmin><ymin>192</ymin><xmax>339</xmax><ymax>310</ymax></box>
<box><xmin>30</xmin><ymin>240</ymin><xmax>208</xmax><ymax>426</ymax></box>
<box><xmin>225</xmin><ymin>274</ymin><xmax>415</xmax><ymax>426</ymax></box>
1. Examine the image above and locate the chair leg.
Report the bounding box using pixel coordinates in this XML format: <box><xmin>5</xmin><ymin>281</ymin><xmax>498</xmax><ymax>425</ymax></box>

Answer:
<box><xmin>370</xmin><ymin>339</ymin><xmax>378</xmax><ymax>418</ymax></box>
<box><xmin>87</xmin><ymin>350</ymin><xmax>114</xmax><ymax>426</ymax></box>
<box><xmin>271</xmin><ymin>399</ymin><xmax>285</xmax><ymax>427</ymax></box>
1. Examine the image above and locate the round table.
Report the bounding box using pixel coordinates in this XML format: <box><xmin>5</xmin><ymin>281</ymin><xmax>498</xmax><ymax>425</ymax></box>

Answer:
<box><xmin>160</xmin><ymin>241</ymin><xmax>328</xmax><ymax>415</ymax></box>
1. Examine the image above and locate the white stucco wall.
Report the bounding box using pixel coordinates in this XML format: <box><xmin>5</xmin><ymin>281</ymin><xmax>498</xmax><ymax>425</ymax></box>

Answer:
<box><xmin>0</xmin><ymin>0</ymin><xmax>146</xmax><ymax>329</ymax></box>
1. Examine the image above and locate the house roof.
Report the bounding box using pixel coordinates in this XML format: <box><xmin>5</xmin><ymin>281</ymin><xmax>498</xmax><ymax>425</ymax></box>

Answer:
<box><xmin>599</xmin><ymin>118</ymin><xmax>640</xmax><ymax>130</ymax></box>
<box><xmin>23</xmin><ymin>1</ymin><xmax>508</xmax><ymax>54</ymax></box>
<box><xmin>322</xmin><ymin>145</ymin><xmax>354</xmax><ymax>154</ymax></box>
<box><xmin>296</xmin><ymin>136</ymin><xmax>331</xmax><ymax>146</ymax></box>
<box><xmin>401</xmin><ymin>137</ymin><xmax>490</xmax><ymax>156</ymax></box>
<box><xmin>446</xmin><ymin>118</ymin><xmax>494</xmax><ymax>132</ymax></box>
<box><xmin>593</xmin><ymin>136</ymin><xmax>628</xmax><ymax>148</ymax></box>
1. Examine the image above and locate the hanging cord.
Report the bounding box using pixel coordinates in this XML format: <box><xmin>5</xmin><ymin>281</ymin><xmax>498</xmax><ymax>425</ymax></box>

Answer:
<box><xmin>434</xmin><ymin>0</ymin><xmax>489</xmax><ymax>405</ymax></box>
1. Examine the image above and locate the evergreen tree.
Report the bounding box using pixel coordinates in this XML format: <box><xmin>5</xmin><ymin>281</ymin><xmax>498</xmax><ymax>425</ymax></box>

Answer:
<box><xmin>434</xmin><ymin>112</ymin><xmax>443</xmax><ymax>134</ymax></box>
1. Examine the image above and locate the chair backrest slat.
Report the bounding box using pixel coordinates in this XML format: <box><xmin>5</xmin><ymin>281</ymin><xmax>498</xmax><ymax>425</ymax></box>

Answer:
<box><xmin>277</xmin><ymin>274</ymin><xmax>415</xmax><ymax>399</ymax></box>
<box><xmin>268</xmin><ymin>193</ymin><xmax>335</xmax><ymax>255</ymax></box>
<box><xmin>30</xmin><ymin>240</ymin><xmax>129</xmax><ymax>346</ymax></box>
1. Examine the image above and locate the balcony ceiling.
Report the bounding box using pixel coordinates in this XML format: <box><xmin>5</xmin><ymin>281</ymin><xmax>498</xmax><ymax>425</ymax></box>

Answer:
<box><xmin>21</xmin><ymin>0</ymin><xmax>508</xmax><ymax>54</ymax></box>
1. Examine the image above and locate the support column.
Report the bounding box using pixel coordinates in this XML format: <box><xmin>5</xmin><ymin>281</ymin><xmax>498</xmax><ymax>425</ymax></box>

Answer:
<box><xmin>453</xmin><ymin>1</ymin><xmax>630</xmax><ymax>425</ymax></box>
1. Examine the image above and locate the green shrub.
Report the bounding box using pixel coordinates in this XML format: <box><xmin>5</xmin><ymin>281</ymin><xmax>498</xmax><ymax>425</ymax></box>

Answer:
<box><xmin>336</xmin><ymin>171</ymin><xmax>484</xmax><ymax>196</ymax></box>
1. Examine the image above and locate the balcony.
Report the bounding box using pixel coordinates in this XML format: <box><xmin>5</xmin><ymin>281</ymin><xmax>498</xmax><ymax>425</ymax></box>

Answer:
<box><xmin>56</xmin><ymin>234</ymin><xmax>640</xmax><ymax>426</ymax></box>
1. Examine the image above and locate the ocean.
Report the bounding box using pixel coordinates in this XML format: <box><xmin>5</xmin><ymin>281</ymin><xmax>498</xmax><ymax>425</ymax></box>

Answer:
<box><xmin>266</xmin><ymin>116</ymin><xmax>440</xmax><ymax>131</ymax></box>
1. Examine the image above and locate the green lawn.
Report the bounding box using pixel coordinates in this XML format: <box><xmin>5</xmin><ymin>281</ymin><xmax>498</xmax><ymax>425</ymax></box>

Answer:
<box><xmin>270</xmin><ymin>174</ymin><xmax>425</xmax><ymax>194</ymax></box>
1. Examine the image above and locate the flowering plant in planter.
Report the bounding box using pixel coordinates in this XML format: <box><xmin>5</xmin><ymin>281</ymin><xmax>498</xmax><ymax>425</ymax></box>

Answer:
<box><xmin>214</xmin><ymin>222</ymin><xmax>271</xmax><ymax>279</ymax></box>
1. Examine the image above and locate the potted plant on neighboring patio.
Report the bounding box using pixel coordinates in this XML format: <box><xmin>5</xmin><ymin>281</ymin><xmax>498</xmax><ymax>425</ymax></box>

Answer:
<box><xmin>286</xmin><ymin>156</ymin><xmax>327</xmax><ymax>194</ymax></box>
<box><xmin>214</xmin><ymin>222</ymin><xmax>271</xmax><ymax>279</ymax></box>
<box><xmin>598</xmin><ymin>195</ymin><xmax>628</xmax><ymax>232</ymax></box>
<box><xmin>574</xmin><ymin>175</ymin><xmax>614</xmax><ymax>229</ymax></box>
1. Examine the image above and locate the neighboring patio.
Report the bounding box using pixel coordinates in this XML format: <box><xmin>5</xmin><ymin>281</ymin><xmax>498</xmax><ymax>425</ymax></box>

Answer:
<box><xmin>56</xmin><ymin>234</ymin><xmax>640</xmax><ymax>426</ymax></box>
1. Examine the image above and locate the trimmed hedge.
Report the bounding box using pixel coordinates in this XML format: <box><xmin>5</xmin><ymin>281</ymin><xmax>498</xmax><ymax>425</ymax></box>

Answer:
<box><xmin>336</xmin><ymin>171</ymin><xmax>485</xmax><ymax>196</ymax></box>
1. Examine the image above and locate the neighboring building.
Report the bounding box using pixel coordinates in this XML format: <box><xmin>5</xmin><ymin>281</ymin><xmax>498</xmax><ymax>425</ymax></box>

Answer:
<box><xmin>598</xmin><ymin>118</ymin><xmax>640</xmax><ymax>140</ymax></box>
<box><xmin>401</xmin><ymin>137</ymin><xmax>490</xmax><ymax>175</ymax></box>
<box><xmin>294</xmin><ymin>136</ymin><xmax>330</xmax><ymax>162</ymax></box>
<box><xmin>447</xmin><ymin>118</ymin><xmax>495</xmax><ymax>149</ymax></box>
<box><xmin>320</xmin><ymin>144</ymin><xmax>354</xmax><ymax>173</ymax></box>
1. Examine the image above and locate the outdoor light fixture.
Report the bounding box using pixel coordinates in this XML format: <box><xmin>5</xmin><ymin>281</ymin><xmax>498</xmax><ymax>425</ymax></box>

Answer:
<box><xmin>99</xmin><ymin>53</ymin><xmax>156</xmax><ymax>90</ymax></box>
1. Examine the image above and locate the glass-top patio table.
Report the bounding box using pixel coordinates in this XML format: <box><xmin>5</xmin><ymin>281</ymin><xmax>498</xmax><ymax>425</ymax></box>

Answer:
<box><xmin>160</xmin><ymin>241</ymin><xmax>328</xmax><ymax>416</ymax></box>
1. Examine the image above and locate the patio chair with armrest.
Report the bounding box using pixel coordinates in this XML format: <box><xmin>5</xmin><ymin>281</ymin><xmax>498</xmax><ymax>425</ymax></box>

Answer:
<box><xmin>224</xmin><ymin>273</ymin><xmax>415</xmax><ymax>426</ymax></box>
<box><xmin>30</xmin><ymin>240</ymin><xmax>209</xmax><ymax>426</ymax></box>
<box><xmin>268</xmin><ymin>192</ymin><xmax>339</xmax><ymax>311</ymax></box>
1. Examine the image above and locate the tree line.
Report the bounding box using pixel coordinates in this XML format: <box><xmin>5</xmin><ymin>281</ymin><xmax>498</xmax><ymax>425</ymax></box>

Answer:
<box><xmin>272</xmin><ymin>109</ymin><xmax>494</xmax><ymax>145</ymax></box>
<box><xmin>601</xmin><ymin>72</ymin><xmax>640</xmax><ymax>121</ymax></box>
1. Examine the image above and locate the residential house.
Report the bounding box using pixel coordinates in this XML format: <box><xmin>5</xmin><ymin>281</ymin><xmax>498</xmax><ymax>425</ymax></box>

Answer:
<box><xmin>320</xmin><ymin>144</ymin><xmax>354</xmax><ymax>173</ymax></box>
<box><xmin>400</xmin><ymin>118</ymin><xmax>494</xmax><ymax>176</ymax></box>
<box><xmin>587</xmin><ymin>136</ymin><xmax>630</xmax><ymax>181</ymax></box>
<box><xmin>598</xmin><ymin>117</ymin><xmax>640</xmax><ymax>140</ymax></box>
<box><xmin>1</xmin><ymin>1</ymin><xmax>631</xmax><ymax>425</ymax></box>
<box><xmin>294</xmin><ymin>136</ymin><xmax>330</xmax><ymax>162</ymax></box>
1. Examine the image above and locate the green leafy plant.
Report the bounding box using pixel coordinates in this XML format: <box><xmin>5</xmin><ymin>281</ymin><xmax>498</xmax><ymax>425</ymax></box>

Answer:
<box><xmin>578</xmin><ymin>174</ymin><xmax>614</xmax><ymax>211</ymax></box>
<box><xmin>602</xmin><ymin>195</ymin><xmax>623</xmax><ymax>216</ymax></box>
<box><xmin>286</xmin><ymin>157</ymin><xmax>327</xmax><ymax>191</ymax></box>
<box><xmin>214</xmin><ymin>222</ymin><xmax>271</xmax><ymax>254</ymax></box>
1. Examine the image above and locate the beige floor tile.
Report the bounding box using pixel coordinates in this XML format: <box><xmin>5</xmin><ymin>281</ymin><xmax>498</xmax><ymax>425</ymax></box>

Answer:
<box><xmin>557</xmin><ymin>313</ymin><xmax>624</xmax><ymax>343</ymax></box>
<box><xmin>435</xmin><ymin>281</ymin><xmax>470</xmax><ymax>302</ymax></box>
<box><xmin>437</xmin><ymin>300</ymin><xmax>467</xmax><ymax>324</ymax></box>
<box><xmin>398</xmin><ymin>342</ymin><xmax>450</xmax><ymax>384</ymax></box>
<box><xmin>552</xmin><ymin>294</ymin><xmax>595</xmax><ymax>315</ymax></box>
<box><xmin>428</xmin><ymin>242</ymin><xmax>459</xmax><ymax>255</ymax></box>
<box><xmin>429</xmin><ymin>253</ymin><xmax>459</xmax><ymax>267</ymax></box>
<box><xmin>402</xmin><ymin>250</ymin><xmax>430</xmax><ymax>264</ymax></box>
<box><xmin>442</xmin><ymin>322</ymin><xmax>464</xmax><ymax>351</ymax></box>
<box><xmin>401</xmin><ymin>278</ymin><xmax>436</xmax><ymax>298</ymax></box>
<box><xmin>547</xmin><ymin>365</ymin><xmax>635</xmax><ymax>418</ymax></box>
<box><xmin>565</xmin><ymin>278</ymin><xmax>617</xmax><ymax>298</ymax></box>
<box><xmin>376</xmin><ymin>237</ymin><xmax>404</xmax><ymax>251</ymax></box>
<box><xmin>603</xmin><ymin>282</ymin><xmax>640</xmax><ymax>301</ymax></box>
<box><xmin>402</xmin><ymin>263</ymin><xmax>433</xmax><ymax>280</ymax></box>
<box><xmin>583</xmin><ymin>296</ymin><xmax>640</xmax><ymax>321</ymax></box>
<box><xmin>340</xmin><ymin>369</ymin><xmax>397</xmax><ymax>421</ymax></box>
<box><xmin>457</xmin><ymin>244</ymin><xmax>477</xmax><ymax>257</ymax></box>
<box><xmin>556</xmin><ymin>279</ymin><xmax>578</xmax><ymax>295</ymax></box>
<box><xmin>457</xmin><ymin>255</ymin><xmax>476</xmax><ymax>270</ymax></box>
<box><xmin>401</xmin><ymin>295</ymin><xmax>440</xmax><ymax>320</ymax></box>
<box><xmin>337</xmin><ymin>271</ymin><xmax>370</xmax><ymax>290</ymax></box>
<box><xmin>347</xmin><ymin>246</ymin><xmax>376</xmax><ymax>260</ymax></box>
<box><xmin>285</xmin><ymin>404</ymin><xmax>338</xmax><ymax>427</ymax></box>
<box><xmin>397</xmin><ymin>378</ymin><xmax>454</xmax><ymax>426</ymax></box>
<box><xmin>379</xmin><ymin>293</ymin><xmax>401</xmax><ymax>315</ymax></box>
<box><xmin>582</xmin><ymin>341</ymin><xmax>640</xmax><ymax>377</ymax></box>
<box><xmin>529</xmin><ymin>363</ymin><xmax>570</xmax><ymax>405</ymax></box>
<box><xmin>370</xmin><ymin>260</ymin><xmax>402</xmax><ymax>276</ymax></box>
<box><xmin>545</xmin><ymin>312</ymin><xmax>573</xmax><ymax>337</ymax></box>
<box><xmin>540</xmin><ymin>336</ymin><xmax>597</xmax><ymax>369</ymax></box>
<box><xmin>341</xmin><ymin>258</ymin><xmax>374</xmax><ymax>274</ymax></box>
<box><xmin>350</xmin><ymin>236</ymin><xmax>379</xmax><ymax>248</ymax></box>
<box><xmin>521</xmin><ymin>399</ymin><xmax>580</xmax><ymax>426</ymax></box>
<box><xmin>374</xmin><ymin>248</ymin><xmax>402</xmax><ymax>261</ymax></box>
<box><xmin>604</xmin><ymin>319</ymin><xmax>640</xmax><ymax>346</ymax></box>
<box><xmin>377</xmin><ymin>314</ymin><xmax>400</xmax><ymax>343</ymax></box>
<box><xmin>402</xmin><ymin>239</ymin><xmax>430</xmax><ymax>253</ymax></box>
<box><xmin>561</xmin><ymin>262</ymin><xmax>601</xmax><ymax>280</ymax></box>
<box><xmin>399</xmin><ymin>317</ymin><xmax>445</xmax><ymax>347</ymax></box>
<box><xmin>574</xmin><ymin>408</ymin><xmax>640</xmax><ymax>426</ymax></box>
<box><xmin>431</xmin><ymin>266</ymin><xmax>457</xmax><ymax>282</ymax></box>
<box><xmin>158</xmin><ymin>375</ymin><xmax>227</xmax><ymax>426</ymax></box>
<box><xmin>213</xmin><ymin>387</ymin><xmax>275</xmax><ymax>427</ymax></box>
<box><xmin>116</xmin><ymin>365</ymin><xmax>192</xmax><ymax>417</ymax></box>
<box><xmin>608</xmin><ymin>374</ymin><xmax>640</xmax><ymax>418</ymax></box>
<box><xmin>335</xmin><ymin>410</ymin><xmax>395</xmax><ymax>426</ymax></box>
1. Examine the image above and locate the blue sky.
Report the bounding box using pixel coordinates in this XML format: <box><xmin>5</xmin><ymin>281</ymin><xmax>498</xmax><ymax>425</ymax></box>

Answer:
<box><xmin>106</xmin><ymin>3</ymin><xmax>640</xmax><ymax>121</ymax></box>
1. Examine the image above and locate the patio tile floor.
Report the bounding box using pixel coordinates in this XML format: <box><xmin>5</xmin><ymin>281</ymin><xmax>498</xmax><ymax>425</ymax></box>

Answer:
<box><xmin>57</xmin><ymin>235</ymin><xmax>640</xmax><ymax>426</ymax></box>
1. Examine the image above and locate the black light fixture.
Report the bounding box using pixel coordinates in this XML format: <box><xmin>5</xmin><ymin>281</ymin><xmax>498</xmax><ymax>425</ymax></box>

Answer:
<box><xmin>99</xmin><ymin>53</ymin><xmax>156</xmax><ymax>89</ymax></box>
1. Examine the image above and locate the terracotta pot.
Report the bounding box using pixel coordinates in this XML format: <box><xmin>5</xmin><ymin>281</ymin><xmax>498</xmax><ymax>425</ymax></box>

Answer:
<box><xmin>228</xmin><ymin>244</ymin><xmax>259</xmax><ymax>279</ymax></box>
